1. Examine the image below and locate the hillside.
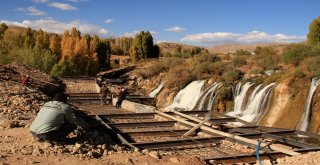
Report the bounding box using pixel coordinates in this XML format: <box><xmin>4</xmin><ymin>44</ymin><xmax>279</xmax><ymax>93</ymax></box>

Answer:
<box><xmin>206</xmin><ymin>43</ymin><xmax>289</xmax><ymax>54</ymax></box>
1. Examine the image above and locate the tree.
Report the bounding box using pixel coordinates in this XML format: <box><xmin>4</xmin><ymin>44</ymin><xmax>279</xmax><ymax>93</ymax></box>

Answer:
<box><xmin>95</xmin><ymin>41</ymin><xmax>111</xmax><ymax>70</ymax></box>
<box><xmin>49</xmin><ymin>34</ymin><xmax>61</xmax><ymax>55</ymax></box>
<box><xmin>307</xmin><ymin>17</ymin><xmax>320</xmax><ymax>45</ymax></box>
<box><xmin>0</xmin><ymin>23</ymin><xmax>8</xmax><ymax>41</ymax></box>
<box><xmin>130</xmin><ymin>31</ymin><xmax>157</xmax><ymax>60</ymax></box>
<box><xmin>23</xmin><ymin>27</ymin><xmax>35</xmax><ymax>48</ymax></box>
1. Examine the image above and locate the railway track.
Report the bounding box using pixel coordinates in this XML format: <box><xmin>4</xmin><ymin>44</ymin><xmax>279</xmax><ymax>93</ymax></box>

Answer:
<box><xmin>68</xmin><ymin>93</ymin><xmax>320</xmax><ymax>164</ymax></box>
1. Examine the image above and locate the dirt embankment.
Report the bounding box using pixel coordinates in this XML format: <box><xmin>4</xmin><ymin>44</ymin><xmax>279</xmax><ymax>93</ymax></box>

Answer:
<box><xmin>0</xmin><ymin>62</ymin><xmax>64</xmax><ymax>97</ymax></box>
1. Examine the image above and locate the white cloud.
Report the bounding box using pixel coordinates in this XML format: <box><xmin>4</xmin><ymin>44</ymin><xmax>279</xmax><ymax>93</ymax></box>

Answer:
<box><xmin>0</xmin><ymin>20</ymin><xmax>27</xmax><ymax>27</ymax></box>
<box><xmin>121</xmin><ymin>31</ymin><xmax>140</xmax><ymax>37</ymax></box>
<box><xmin>67</xmin><ymin>0</ymin><xmax>89</xmax><ymax>2</ymax></box>
<box><xmin>165</xmin><ymin>26</ymin><xmax>186</xmax><ymax>32</ymax></box>
<box><xmin>17</xmin><ymin>6</ymin><xmax>46</xmax><ymax>16</ymax></box>
<box><xmin>105</xmin><ymin>19</ymin><xmax>114</xmax><ymax>24</ymax></box>
<box><xmin>48</xmin><ymin>2</ymin><xmax>77</xmax><ymax>10</ymax></box>
<box><xmin>0</xmin><ymin>19</ymin><xmax>108</xmax><ymax>36</ymax></box>
<box><xmin>31</xmin><ymin>0</ymin><xmax>48</xmax><ymax>3</ymax></box>
<box><xmin>181</xmin><ymin>31</ymin><xmax>306</xmax><ymax>45</ymax></box>
<box><xmin>121</xmin><ymin>30</ymin><xmax>158</xmax><ymax>37</ymax></box>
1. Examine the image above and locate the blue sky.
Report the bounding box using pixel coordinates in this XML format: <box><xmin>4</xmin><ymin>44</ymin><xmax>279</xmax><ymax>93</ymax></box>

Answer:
<box><xmin>0</xmin><ymin>0</ymin><xmax>319</xmax><ymax>46</ymax></box>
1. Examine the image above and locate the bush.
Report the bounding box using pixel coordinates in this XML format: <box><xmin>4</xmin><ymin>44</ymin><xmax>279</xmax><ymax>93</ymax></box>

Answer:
<box><xmin>282</xmin><ymin>43</ymin><xmax>318</xmax><ymax>65</ymax></box>
<box><xmin>293</xmin><ymin>68</ymin><xmax>306</xmax><ymax>78</ymax></box>
<box><xmin>194</xmin><ymin>53</ymin><xmax>220</xmax><ymax>63</ymax></box>
<box><xmin>249</xmin><ymin>68</ymin><xmax>263</xmax><ymax>74</ymax></box>
<box><xmin>219</xmin><ymin>85</ymin><xmax>233</xmax><ymax>100</ymax></box>
<box><xmin>232</xmin><ymin>55</ymin><xmax>248</xmax><ymax>67</ymax></box>
<box><xmin>166</xmin><ymin>66</ymin><xmax>196</xmax><ymax>90</ymax></box>
<box><xmin>221</xmin><ymin>70</ymin><xmax>240</xmax><ymax>82</ymax></box>
<box><xmin>308</xmin><ymin>56</ymin><xmax>320</xmax><ymax>76</ymax></box>
<box><xmin>137</xmin><ymin>61</ymin><xmax>167</xmax><ymax>78</ymax></box>
<box><xmin>258</xmin><ymin>54</ymin><xmax>280</xmax><ymax>69</ymax></box>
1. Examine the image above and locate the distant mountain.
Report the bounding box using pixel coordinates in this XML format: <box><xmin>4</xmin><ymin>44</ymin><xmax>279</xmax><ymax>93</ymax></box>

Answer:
<box><xmin>158</xmin><ymin>42</ymin><xmax>290</xmax><ymax>55</ymax></box>
<box><xmin>206</xmin><ymin>43</ymin><xmax>289</xmax><ymax>54</ymax></box>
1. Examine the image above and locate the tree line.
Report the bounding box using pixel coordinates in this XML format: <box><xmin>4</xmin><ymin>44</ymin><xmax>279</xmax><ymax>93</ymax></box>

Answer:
<box><xmin>0</xmin><ymin>23</ymin><xmax>159</xmax><ymax>76</ymax></box>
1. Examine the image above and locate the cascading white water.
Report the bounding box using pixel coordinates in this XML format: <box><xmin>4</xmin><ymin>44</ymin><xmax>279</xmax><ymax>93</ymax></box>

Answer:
<box><xmin>248</xmin><ymin>84</ymin><xmax>262</xmax><ymax>103</ymax></box>
<box><xmin>207</xmin><ymin>83</ymin><xmax>222</xmax><ymax>110</ymax></box>
<box><xmin>296</xmin><ymin>77</ymin><xmax>320</xmax><ymax>131</ymax></box>
<box><xmin>149</xmin><ymin>81</ymin><xmax>165</xmax><ymax>98</ymax></box>
<box><xmin>232</xmin><ymin>82</ymin><xmax>254</xmax><ymax>114</ymax></box>
<box><xmin>233</xmin><ymin>82</ymin><xmax>242</xmax><ymax>97</ymax></box>
<box><xmin>165</xmin><ymin>80</ymin><xmax>205</xmax><ymax>111</ymax></box>
<box><xmin>240</xmin><ymin>83</ymin><xmax>276</xmax><ymax>123</ymax></box>
<box><xmin>196</xmin><ymin>83</ymin><xmax>221</xmax><ymax>110</ymax></box>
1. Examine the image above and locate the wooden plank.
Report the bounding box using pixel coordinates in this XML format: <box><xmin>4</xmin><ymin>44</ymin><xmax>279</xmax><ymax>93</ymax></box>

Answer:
<box><xmin>183</xmin><ymin>118</ymin><xmax>210</xmax><ymax>137</ymax></box>
<box><xmin>155</xmin><ymin>110</ymin><xmax>300</xmax><ymax>156</ymax></box>
<box><xmin>171</xmin><ymin>110</ymin><xmax>214</xmax><ymax>127</ymax></box>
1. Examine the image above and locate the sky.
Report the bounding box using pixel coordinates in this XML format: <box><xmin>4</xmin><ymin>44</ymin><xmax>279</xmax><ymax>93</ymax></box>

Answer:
<box><xmin>0</xmin><ymin>0</ymin><xmax>319</xmax><ymax>46</ymax></box>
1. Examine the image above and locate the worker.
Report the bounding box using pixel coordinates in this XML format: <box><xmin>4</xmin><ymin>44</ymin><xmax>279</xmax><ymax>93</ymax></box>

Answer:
<box><xmin>21</xmin><ymin>75</ymin><xmax>32</xmax><ymax>93</ymax></box>
<box><xmin>22</xmin><ymin>75</ymin><xmax>32</xmax><ymax>86</ymax></box>
<box><xmin>30</xmin><ymin>93</ymin><xmax>77</xmax><ymax>142</ymax></box>
<box><xmin>115</xmin><ymin>86</ymin><xmax>128</xmax><ymax>108</ymax></box>
<box><xmin>100</xmin><ymin>82</ymin><xmax>110</xmax><ymax>105</ymax></box>
<box><xmin>95</xmin><ymin>75</ymin><xmax>104</xmax><ymax>87</ymax></box>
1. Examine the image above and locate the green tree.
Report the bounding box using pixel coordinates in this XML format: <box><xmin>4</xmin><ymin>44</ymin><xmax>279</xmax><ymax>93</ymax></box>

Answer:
<box><xmin>0</xmin><ymin>23</ymin><xmax>8</xmax><ymax>41</ymax></box>
<box><xmin>23</xmin><ymin>27</ymin><xmax>35</xmax><ymax>48</ymax></box>
<box><xmin>307</xmin><ymin>17</ymin><xmax>320</xmax><ymax>45</ymax></box>
<box><xmin>51</xmin><ymin>58</ymin><xmax>79</xmax><ymax>76</ymax></box>
<box><xmin>130</xmin><ymin>31</ymin><xmax>156</xmax><ymax>60</ymax></box>
<box><xmin>96</xmin><ymin>41</ymin><xmax>111</xmax><ymax>70</ymax></box>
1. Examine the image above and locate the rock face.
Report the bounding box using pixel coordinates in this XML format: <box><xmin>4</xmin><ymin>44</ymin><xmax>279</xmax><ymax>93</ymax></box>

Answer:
<box><xmin>260</xmin><ymin>83</ymin><xmax>291</xmax><ymax>127</ymax></box>
<box><xmin>310</xmin><ymin>87</ymin><xmax>320</xmax><ymax>133</ymax></box>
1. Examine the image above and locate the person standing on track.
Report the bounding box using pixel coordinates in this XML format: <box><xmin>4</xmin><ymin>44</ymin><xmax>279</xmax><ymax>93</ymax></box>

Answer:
<box><xmin>116</xmin><ymin>86</ymin><xmax>128</xmax><ymax>108</ymax></box>
<box><xmin>100</xmin><ymin>82</ymin><xmax>111</xmax><ymax>105</ymax></box>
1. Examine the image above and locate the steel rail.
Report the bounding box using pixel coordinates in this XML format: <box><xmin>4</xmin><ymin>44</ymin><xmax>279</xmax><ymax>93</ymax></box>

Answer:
<box><xmin>202</xmin><ymin>147</ymin><xmax>320</xmax><ymax>164</ymax></box>
<box><xmin>98</xmin><ymin>110</ymin><xmax>209</xmax><ymax>118</ymax></box>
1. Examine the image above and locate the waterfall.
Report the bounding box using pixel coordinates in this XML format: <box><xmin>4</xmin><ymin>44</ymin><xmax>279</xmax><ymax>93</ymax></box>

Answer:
<box><xmin>296</xmin><ymin>77</ymin><xmax>320</xmax><ymax>131</ymax></box>
<box><xmin>233</xmin><ymin>82</ymin><xmax>242</xmax><ymax>97</ymax></box>
<box><xmin>248</xmin><ymin>84</ymin><xmax>262</xmax><ymax>103</ymax></box>
<box><xmin>149</xmin><ymin>81</ymin><xmax>165</xmax><ymax>98</ymax></box>
<box><xmin>196</xmin><ymin>83</ymin><xmax>221</xmax><ymax>110</ymax></box>
<box><xmin>207</xmin><ymin>83</ymin><xmax>222</xmax><ymax>110</ymax></box>
<box><xmin>165</xmin><ymin>80</ymin><xmax>205</xmax><ymax>111</ymax></box>
<box><xmin>232</xmin><ymin>82</ymin><xmax>254</xmax><ymax>114</ymax></box>
<box><xmin>240</xmin><ymin>83</ymin><xmax>276</xmax><ymax>123</ymax></box>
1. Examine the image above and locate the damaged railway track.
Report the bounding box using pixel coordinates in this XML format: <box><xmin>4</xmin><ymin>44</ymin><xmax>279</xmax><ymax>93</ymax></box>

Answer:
<box><xmin>68</xmin><ymin>93</ymin><xmax>320</xmax><ymax>164</ymax></box>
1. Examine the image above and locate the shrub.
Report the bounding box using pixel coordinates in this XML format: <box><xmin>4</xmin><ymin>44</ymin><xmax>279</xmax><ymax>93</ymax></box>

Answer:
<box><xmin>138</xmin><ymin>61</ymin><xmax>167</xmax><ymax>78</ymax></box>
<box><xmin>308</xmin><ymin>56</ymin><xmax>320</xmax><ymax>76</ymax></box>
<box><xmin>293</xmin><ymin>68</ymin><xmax>306</xmax><ymax>78</ymax></box>
<box><xmin>282</xmin><ymin>43</ymin><xmax>316</xmax><ymax>65</ymax></box>
<box><xmin>258</xmin><ymin>54</ymin><xmax>280</xmax><ymax>69</ymax></box>
<box><xmin>249</xmin><ymin>68</ymin><xmax>263</xmax><ymax>74</ymax></box>
<box><xmin>194</xmin><ymin>53</ymin><xmax>220</xmax><ymax>63</ymax></box>
<box><xmin>221</xmin><ymin>70</ymin><xmax>240</xmax><ymax>82</ymax></box>
<box><xmin>219</xmin><ymin>86</ymin><xmax>233</xmax><ymax>100</ymax></box>
<box><xmin>232</xmin><ymin>55</ymin><xmax>248</xmax><ymax>67</ymax></box>
<box><xmin>166</xmin><ymin>66</ymin><xmax>196</xmax><ymax>90</ymax></box>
